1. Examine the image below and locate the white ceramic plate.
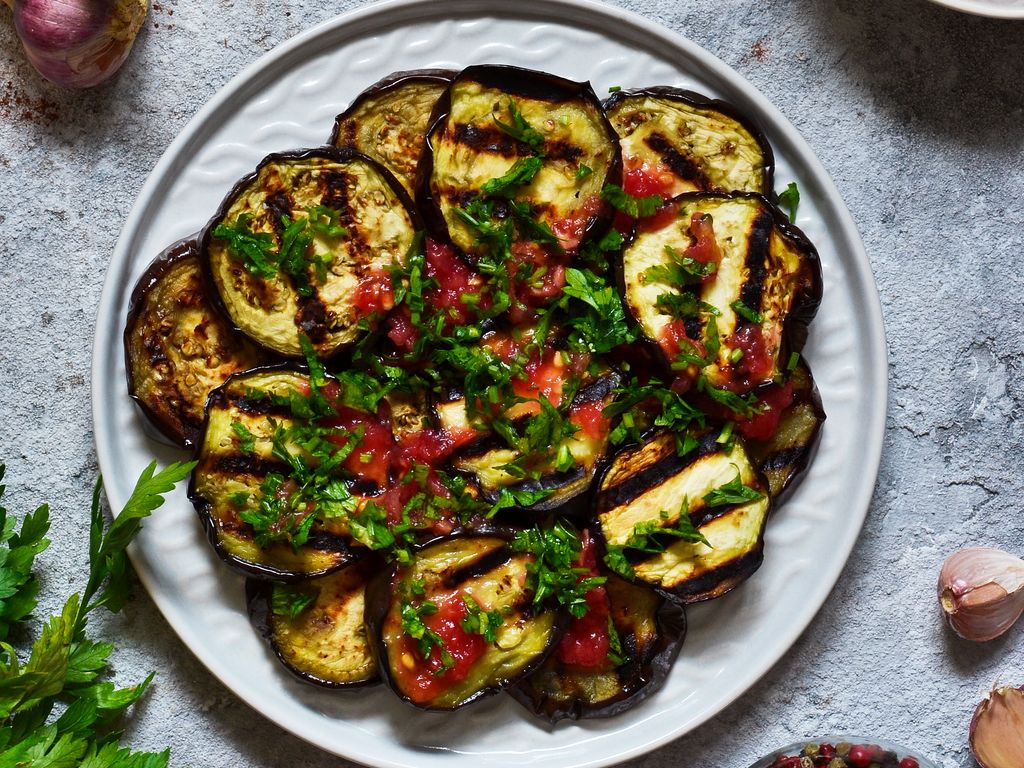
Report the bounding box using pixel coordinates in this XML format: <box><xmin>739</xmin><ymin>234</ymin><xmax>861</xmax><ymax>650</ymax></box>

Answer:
<box><xmin>92</xmin><ymin>1</ymin><xmax>887</xmax><ymax>766</ymax></box>
<box><xmin>925</xmin><ymin>0</ymin><xmax>1024</xmax><ymax>18</ymax></box>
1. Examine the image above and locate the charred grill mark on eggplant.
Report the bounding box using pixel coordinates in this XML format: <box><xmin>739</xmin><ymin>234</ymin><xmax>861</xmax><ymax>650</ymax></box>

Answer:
<box><xmin>643</xmin><ymin>132</ymin><xmax>711</xmax><ymax>189</ymax></box>
<box><xmin>739</xmin><ymin>207</ymin><xmax>774</xmax><ymax>312</ymax></box>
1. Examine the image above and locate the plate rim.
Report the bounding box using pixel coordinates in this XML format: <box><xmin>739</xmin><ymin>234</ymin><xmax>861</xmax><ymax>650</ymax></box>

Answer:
<box><xmin>923</xmin><ymin>0</ymin><xmax>1024</xmax><ymax>18</ymax></box>
<box><xmin>92</xmin><ymin>0</ymin><xmax>888</xmax><ymax>765</ymax></box>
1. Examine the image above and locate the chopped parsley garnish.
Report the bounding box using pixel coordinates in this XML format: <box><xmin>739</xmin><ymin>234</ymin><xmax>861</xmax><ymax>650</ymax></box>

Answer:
<box><xmin>271</xmin><ymin>584</ymin><xmax>316</xmax><ymax>620</ymax></box>
<box><xmin>606</xmin><ymin>616</ymin><xmax>627</xmax><ymax>666</ymax></box>
<box><xmin>400</xmin><ymin>597</ymin><xmax>454</xmax><ymax>674</ymax></box>
<box><xmin>511</xmin><ymin>521</ymin><xmax>605</xmax><ymax>618</ymax></box>
<box><xmin>481</xmin><ymin>156</ymin><xmax>544</xmax><ymax>197</ymax></box>
<box><xmin>576</xmin><ymin>163</ymin><xmax>593</xmax><ymax>181</ymax></box>
<box><xmin>702</xmin><ymin>471</ymin><xmax>765</xmax><ymax>507</ymax></box>
<box><xmin>731</xmin><ymin>299</ymin><xmax>764</xmax><ymax>324</ymax></box>
<box><xmin>212</xmin><ymin>205</ymin><xmax>345</xmax><ymax>296</ymax></box>
<box><xmin>621</xmin><ymin>499</ymin><xmax>711</xmax><ymax>552</ymax></box>
<box><xmin>493</xmin><ymin>100</ymin><xmax>546</xmax><ymax>155</ymax></box>
<box><xmin>230</xmin><ymin>420</ymin><xmax>257</xmax><ymax>455</ymax></box>
<box><xmin>487</xmin><ymin>487</ymin><xmax>553</xmax><ymax>518</ymax></box>
<box><xmin>600</xmin><ymin>184</ymin><xmax>663</xmax><ymax>219</ymax></box>
<box><xmin>460</xmin><ymin>595</ymin><xmax>503</xmax><ymax>643</ymax></box>
<box><xmin>777</xmin><ymin>181</ymin><xmax>800</xmax><ymax>222</ymax></box>
<box><xmin>697</xmin><ymin>375</ymin><xmax>763</xmax><ymax>419</ymax></box>
<box><xmin>656</xmin><ymin>291</ymin><xmax>720</xmax><ymax>321</ymax></box>
<box><xmin>786</xmin><ymin>351</ymin><xmax>801</xmax><ymax>372</ymax></box>
<box><xmin>644</xmin><ymin>244</ymin><xmax>717</xmax><ymax>287</ymax></box>
<box><xmin>561</xmin><ymin>267</ymin><xmax>637</xmax><ymax>353</ymax></box>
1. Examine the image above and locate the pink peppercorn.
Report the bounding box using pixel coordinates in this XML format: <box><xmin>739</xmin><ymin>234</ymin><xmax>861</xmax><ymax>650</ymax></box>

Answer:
<box><xmin>898</xmin><ymin>759</ymin><xmax>919</xmax><ymax>768</ymax></box>
<box><xmin>847</xmin><ymin>745</ymin><xmax>872</xmax><ymax>768</ymax></box>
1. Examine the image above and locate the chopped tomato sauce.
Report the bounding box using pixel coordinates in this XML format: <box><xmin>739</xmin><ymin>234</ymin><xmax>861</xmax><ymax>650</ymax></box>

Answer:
<box><xmin>684</xmin><ymin>212</ymin><xmax>722</xmax><ymax>271</ymax></box>
<box><xmin>352</xmin><ymin>269</ymin><xmax>394</xmax><ymax>318</ymax></box>
<box><xmin>424</xmin><ymin>238</ymin><xmax>489</xmax><ymax>325</ymax></box>
<box><xmin>623</xmin><ymin>156</ymin><xmax>676</xmax><ymax>197</ymax></box>
<box><xmin>735</xmin><ymin>381</ymin><xmax>794</xmax><ymax>442</ymax></box>
<box><xmin>728</xmin><ymin>323</ymin><xmax>774</xmax><ymax>391</ymax></box>
<box><xmin>550</xmin><ymin>194</ymin><xmax>603</xmax><ymax>251</ymax></box>
<box><xmin>386</xmin><ymin>306</ymin><xmax>418</xmax><ymax>352</ymax></box>
<box><xmin>569</xmin><ymin>400</ymin><xmax>609</xmax><ymax>442</ymax></box>
<box><xmin>321</xmin><ymin>407</ymin><xmax>393</xmax><ymax>487</ymax></box>
<box><xmin>555</xmin><ymin>532</ymin><xmax>611</xmax><ymax>668</ymax></box>
<box><xmin>394</xmin><ymin>593</ymin><xmax>487</xmax><ymax>704</ymax></box>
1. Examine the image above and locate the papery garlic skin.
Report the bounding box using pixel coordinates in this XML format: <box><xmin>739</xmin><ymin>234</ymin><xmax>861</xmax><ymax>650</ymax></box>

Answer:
<box><xmin>8</xmin><ymin>0</ymin><xmax>148</xmax><ymax>89</ymax></box>
<box><xmin>970</xmin><ymin>686</ymin><xmax>1024</xmax><ymax>768</ymax></box>
<box><xmin>938</xmin><ymin>547</ymin><xmax>1024</xmax><ymax>642</ymax></box>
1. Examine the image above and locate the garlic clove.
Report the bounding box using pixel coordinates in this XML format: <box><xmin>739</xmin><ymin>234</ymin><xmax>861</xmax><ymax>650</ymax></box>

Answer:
<box><xmin>970</xmin><ymin>685</ymin><xmax>1024</xmax><ymax>768</ymax></box>
<box><xmin>938</xmin><ymin>547</ymin><xmax>1024</xmax><ymax>642</ymax></box>
<box><xmin>9</xmin><ymin>0</ymin><xmax>148</xmax><ymax>89</ymax></box>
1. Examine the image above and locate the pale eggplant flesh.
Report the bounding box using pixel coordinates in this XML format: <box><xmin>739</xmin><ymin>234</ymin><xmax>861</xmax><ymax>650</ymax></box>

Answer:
<box><xmin>202</xmin><ymin>147</ymin><xmax>419</xmax><ymax>359</ymax></box>
<box><xmin>365</xmin><ymin>532</ymin><xmax>561</xmax><ymax>710</ymax></box>
<box><xmin>246</xmin><ymin>558</ymin><xmax>380</xmax><ymax>687</ymax></box>
<box><xmin>604</xmin><ymin>87</ymin><xmax>774</xmax><ymax>196</ymax></box>
<box><xmin>331</xmin><ymin>69</ymin><xmax>456</xmax><ymax>197</ymax></box>
<box><xmin>594</xmin><ymin>430</ymin><xmax>771</xmax><ymax>603</ymax></box>
<box><xmin>620</xmin><ymin>192</ymin><xmax>821</xmax><ymax>394</ymax></box>
<box><xmin>509</xmin><ymin>573</ymin><xmax>686</xmax><ymax>721</ymax></box>
<box><xmin>419</xmin><ymin>65</ymin><xmax>622</xmax><ymax>258</ymax></box>
<box><xmin>124</xmin><ymin>236</ymin><xmax>263</xmax><ymax>447</ymax></box>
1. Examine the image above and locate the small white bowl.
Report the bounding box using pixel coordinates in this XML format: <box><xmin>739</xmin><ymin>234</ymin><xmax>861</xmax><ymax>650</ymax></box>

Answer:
<box><xmin>747</xmin><ymin>737</ymin><xmax>940</xmax><ymax>768</ymax></box>
<box><xmin>926</xmin><ymin>0</ymin><xmax>1024</xmax><ymax>19</ymax></box>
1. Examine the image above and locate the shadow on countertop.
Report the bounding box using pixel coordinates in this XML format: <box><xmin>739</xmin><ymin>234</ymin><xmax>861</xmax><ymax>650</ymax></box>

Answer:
<box><xmin>793</xmin><ymin>0</ymin><xmax>1024</xmax><ymax>148</ymax></box>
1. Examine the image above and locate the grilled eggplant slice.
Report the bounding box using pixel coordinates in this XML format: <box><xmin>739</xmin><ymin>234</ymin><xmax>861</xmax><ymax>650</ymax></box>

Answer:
<box><xmin>510</xmin><ymin>572</ymin><xmax>686</xmax><ymax>721</ymax></box>
<box><xmin>124</xmin><ymin>236</ymin><xmax>263</xmax><ymax>447</ymax></box>
<box><xmin>202</xmin><ymin>148</ymin><xmax>419</xmax><ymax>359</ymax></box>
<box><xmin>748</xmin><ymin>360</ymin><xmax>825</xmax><ymax>500</ymax></box>
<box><xmin>620</xmin><ymin>192</ymin><xmax>821</xmax><ymax>392</ymax></box>
<box><xmin>366</xmin><ymin>533</ymin><xmax>561</xmax><ymax>710</ymax></box>
<box><xmin>605</xmin><ymin>88</ymin><xmax>774</xmax><ymax>196</ymax></box>
<box><xmin>420</xmin><ymin>65</ymin><xmax>621</xmax><ymax>256</ymax></box>
<box><xmin>331</xmin><ymin>69</ymin><xmax>456</xmax><ymax>197</ymax></box>
<box><xmin>436</xmin><ymin>373</ymin><xmax>619</xmax><ymax>513</ymax></box>
<box><xmin>190</xmin><ymin>367</ymin><xmax>370</xmax><ymax>580</ymax></box>
<box><xmin>595</xmin><ymin>431</ymin><xmax>771</xmax><ymax>602</ymax></box>
<box><xmin>247</xmin><ymin>558</ymin><xmax>380</xmax><ymax>687</ymax></box>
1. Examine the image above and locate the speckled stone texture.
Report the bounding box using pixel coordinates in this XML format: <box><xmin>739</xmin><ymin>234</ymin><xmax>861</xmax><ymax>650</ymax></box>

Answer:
<box><xmin>0</xmin><ymin>0</ymin><xmax>1022</xmax><ymax>765</ymax></box>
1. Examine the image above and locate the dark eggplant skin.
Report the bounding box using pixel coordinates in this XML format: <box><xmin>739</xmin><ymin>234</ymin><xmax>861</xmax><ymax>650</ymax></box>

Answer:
<box><xmin>245</xmin><ymin>557</ymin><xmax>382</xmax><ymax>689</ymax></box>
<box><xmin>416</xmin><ymin>64</ymin><xmax>623</xmax><ymax>261</ymax></box>
<box><xmin>364</xmin><ymin>529</ymin><xmax>566</xmax><ymax>711</ymax></box>
<box><xmin>330</xmin><ymin>69</ymin><xmax>457</xmax><ymax>196</ymax></box>
<box><xmin>187</xmin><ymin>363</ymin><xmax>365</xmax><ymax>582</ymax></box>
<box><xmin>603</xmin><ymin>86</ymin><xmax>775</xmax><ymax>195</ymax></box>
<box><xmin>615</xmin><ymin>190</ymin><xmax>823</xmax><ymax>384</ymax></box>
<box><xmin>508</xmin><ymin>573</ymin><xmax>686</xmax><ymax>722</ymax></box>
<box><xmin>748</xmin><ymin>359</ymin><xmax>826</xmax><ymax>502</ymax></box>
<box><xmin>123</xmin><ymin>235</ymin><xmax>265</xmax><ymax>447</ymax></box>
<box><xmin>198</xmin><ymin>146</ymin><xmax>421</xmax><ymax>361</ymax></box>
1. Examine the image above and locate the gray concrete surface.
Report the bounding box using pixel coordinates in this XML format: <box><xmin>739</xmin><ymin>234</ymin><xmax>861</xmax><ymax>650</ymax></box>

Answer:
<box><xmin>1</xmin><ymin>0</ymin><xmax>1022</xmax><ymax>765</ymax></box>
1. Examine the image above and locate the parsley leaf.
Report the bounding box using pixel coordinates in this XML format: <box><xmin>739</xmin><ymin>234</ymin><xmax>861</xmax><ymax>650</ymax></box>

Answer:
<box><xmin>0</xmin><ymin>466</ymin><xmax>50</xmax><ymax>641</ymax></box>
<box><xmin>511</xmin><ymin>521</ymin><xmax>605</xmax><ymax>618</ymax></box>
<box><xmin>0</xmin><ymin>460</ymin><xmax>191</xmax><ymax>767</ymax></box>
<box><xmin>730</xmin><ymin>299</ymin><xmax>764</xmax><ymax>324</ymax></box>
<box><xmin>493</xmin><ymin>100</ymin><xmax>545</xmax><ymax>154</ymax></box>
<box><xmin>600</xmin><ymin>184</ymin><xmax>663</xmax><ymax>219</ymax></box>
<box><xmin>460</xmin><ymin>595</ymin><xmax>503</xmax><ymax>643</ymax></box>
<box><xmin>621</xmin><ymin>499</ymin><xmax>711</xmax><ymax>552</ymax></box>
<box><xmin>271</xmin><ymin>584</ymin><xmax>316</xmax><ymax>620</ymax></box>
<box><xmin>400</xmin><ymin>597</ymin><xmax>454</xmax><ymax>673</ymax></box>
<box><xmin>777</xmin><ymin>182</ymin><xmax>800</xmax><ymax>222</ymax></box>
<box><xmin>561</xmin><ymin>268</ymin><xmax>638</xmax><ymax>354</ymax></box>
<box><xmin>480</xmin><ymin>157</ymin><xmax>543</xmax><ymax>197</ymax></box>
<box><xmin>702</xmin><ymin>471</ymin><xmax>765</xmax><ymax>507</ymax></box>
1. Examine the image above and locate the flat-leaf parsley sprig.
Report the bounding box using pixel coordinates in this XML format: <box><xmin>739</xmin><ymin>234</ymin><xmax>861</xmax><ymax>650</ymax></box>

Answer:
<box><xmin>0</xmin><ymin>459</ymin><xmax>194</xmax><ymax>767</ymax></box>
